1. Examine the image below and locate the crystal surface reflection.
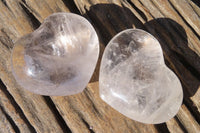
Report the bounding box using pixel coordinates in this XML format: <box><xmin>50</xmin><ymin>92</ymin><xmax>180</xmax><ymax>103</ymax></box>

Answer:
<box><xmin>11</xmin><ymin>13</ymin><xmax>99</xmax><ymax>96</ymax></box>
<box><xmin>99</xmin><ymin>29</ymin><xmax>183</xmax><ymax>124</ymax></box>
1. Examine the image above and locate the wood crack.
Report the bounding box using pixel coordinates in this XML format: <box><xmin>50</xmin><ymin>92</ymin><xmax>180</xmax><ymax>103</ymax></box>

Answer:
<box><xmin>136</xmin><ymin>0</ymin><xmax>155</xmax><ymax>19</ymax></box>
<box><xmin>1</xmin><ymin>0</ymin><xmax>8</xmax><ymax>7</ymax></box>
<box><xmin>0</xmin><ymin>29</ymin><xmax>14</xmax><ymax>50</ymax></box>
<box><xmin>0</xmin><ymin>104</ymin><xmax>20</xmax><ymax>133</ymax></box>
<box><xmin>191</xmin><ymin>0</ymin><xmax>200</xmax><ymax>7</ymax></box>
<box><xmin>61</xmin><ymin>0</ymin><xmax>80</xmax><ymax>14</ymax></box>
<box><xmin>81</xmin><ymin>117</ymin><xmax>95</xmax><ymax>133</ymax></box>
<box><xmin>127</xmin><ymin>0</ymin><xmax>147</xmax><ymax>21</ymax></box>
<box><xmin>1</xmin><ymin>0</ymin><xmax>12</xmax><ymax>12</ymax></box>
<box><xmin>84</xmin><ymin>88</ymin><xmax>102</xmax><ymax>118</ymax></box>
<box><xmin>43</xmin><ymin>96</ymin><xmax>72</xmax><ymax>133</ymax></box>
<box><xmin>19</xmin><ymin>3</ymin><xmax>41</xmax><ymax>29</ymax></box>
<box><xmin>183</xmin><ymin>99</ymin><xmax>200</xmax><ymax>123</ymax></box>
<box><xmin>187</xmin><ymin>0</ymin><xmax>200</xmax><ymax>18</ymax></box>
<box><xmin>154</xmin><ymin>123</ymin><xmax>170</xmax><ymax>133</ymax></box>
<box><xmin>174</xmin><ymin>116</ymin><xmax>188</xmax><ymax>133</ymax></box>
<box><xmin>0</xmin><ymin>80</ymin><xmax>37</xmax><ymax>133</ymax></box>
<box><xmin>168</xmin><ymin>0</ymin><xmax>200</xmax><ymax>40</ymax></box>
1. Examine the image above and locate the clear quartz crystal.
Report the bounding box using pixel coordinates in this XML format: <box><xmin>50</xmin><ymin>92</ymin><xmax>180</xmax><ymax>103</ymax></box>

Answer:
<box><xmin>99</xmin><ymin>29</ymin><xmax>183</xmax><ymax>124</ymax></box>
<box><xmin>11</xmin><ymin>13</ymin><xmax>99</xmax><ymax>96</ymax></box>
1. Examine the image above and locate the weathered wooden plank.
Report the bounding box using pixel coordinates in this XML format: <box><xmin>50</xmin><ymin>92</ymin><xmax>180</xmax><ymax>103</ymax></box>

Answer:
<box><xmin>177</xmin><ymin>104</ymin><xmax>200</xmax><ymax>133</ymax></box>
<box><xmin>0</xmin><ymin>81</ymin><xmax>31</xmax><ymax>133</ymax></box>
<box><xmin>52</xmin><ymin>0</ymin><xmax>161</xmax><ymax>132</ymax></box>
<box><xmin>0</xmin><ymin>0</ymin><xmax>69</xmax><ymax>132</ymax></box>
<box><xmin>134</xmin><ymin>0</ymin><xmax>200</xmax><ymax>119</ymax></box>
<box><xmin>128</xmin><ymin>0</ymin><xmax>200</xmax><ymax>114</ymax></box>
<box><xmin>131</xmin><ymin>0</ymin><xmax>200</xmax><ymax>129</ymax></box>
<box><xmin>52</xmin><ymin>82</ymin><xmax>159</xmax><ymax>133</ymax></box>
<box><xmin>0</xmin><ymin>33</ymin><xmax>64</xmax><ymax>133</ymax></box>
<box><xmin>170</xmin><ymin>0</ymin><xmax>200</xmax><ymax>36</ymax></box>
<box><xmin>166</xmin><ymin>118</ymin><xmax>184</xmax><ymax>133</ymax></box>
<box><xmin>19</xmin><ymin>0</ymin><xmax>70</xmax><ymax>22</ymax></box>
<box><xmin>188</xmin><ymin>0</ymin><xmax>200</xmax><ymax>16</ymax></box>
<box><xmin>73</xmin><ymin>0</ymin><xmax>200</xmax><ymax>132</ymax></box>
<box><xmin>0</xmin><ymin>0</ymin><xmax>199</xmax><ymax>133</ymax></box>
<box><xmin>137</xmin><ymin>0</ymin><xmax>200</xmax><ymax>55</ymax></box>
<box><xmin>17</xmin><ymin>0</ymin><xmax>160</xmax><ymax>132</ymax></box>
<box><xmin>0</xmin><ymin>108</ymin><xmax>15</xmax><ymax>133</ymax></box>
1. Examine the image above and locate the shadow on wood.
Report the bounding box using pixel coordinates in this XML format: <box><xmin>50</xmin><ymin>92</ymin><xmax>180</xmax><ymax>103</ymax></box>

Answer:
<box><xmin>87</xmin><ymin>3</ymin><xmax>145</xmax><ymax>83</ymax></box>
<box><xmin>0</xmin><ymin>1</ymin><xmax>199</xmax><ymax>132</ymax></box>
<box><xmin>145</xmin><ymin>18</ymin><xmax>200</xmax><ymax>122</ymax></box>
<box><xmin>145</xmin><ymin>18</ymin><xmax>200</xmax><ymax>97</ymax></box>
<box><xmin>87</xmin><ymin>3</ymin><xmax>199</xmax><ymax>98</ymax></box>
<box><xmin>85</xmin><ymin>3</ymin><xmax>145</xmax><ymax>44</ymax></box>
<box><xmin>86</xmin><ymin>3</ymin><xmax>200</xmax><ymax>126</ymax></box>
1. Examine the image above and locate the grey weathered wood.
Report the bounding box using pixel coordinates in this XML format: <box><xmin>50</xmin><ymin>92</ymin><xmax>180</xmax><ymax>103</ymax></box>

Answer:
<box><xmin>0</xmin><ymin>108</ymin><xmax>15</xmax><ymax>133</ymax></box>
<box><xmin>0</xmin><ymin>0</ymin><xmax>199</xmax><ymax>132</ymax></box>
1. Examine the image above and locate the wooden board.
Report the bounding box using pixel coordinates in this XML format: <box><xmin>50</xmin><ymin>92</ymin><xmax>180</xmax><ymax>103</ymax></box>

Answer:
<box><xmin>0</xmin><ymin>0</ymin><xmax>199</xmax><ymax>132</ymax></box>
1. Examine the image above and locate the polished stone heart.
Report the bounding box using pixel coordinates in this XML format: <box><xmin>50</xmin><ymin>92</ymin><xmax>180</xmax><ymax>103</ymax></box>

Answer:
<box><xmin>99</xmin><ymin>29</ymin><xmax>183</xmax><ymax>124</ymax></box>
<box><xmin>11</xmin><ymin>13</ymin><xmax>99</xmax><ymax>96</ymax></box>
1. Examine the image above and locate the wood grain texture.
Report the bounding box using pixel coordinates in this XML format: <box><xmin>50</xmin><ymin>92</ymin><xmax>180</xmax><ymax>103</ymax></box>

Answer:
<box><xmin>0</xmin><ymin>0</ymin><xmax>68</xmax><ymax>132</ymax></box>
<box><xmin>0</xmin><ymin>0</ymin><xmax>199</xmax><ymax>133</ymax></box>
<box><xmin>0</xmin><ymin>81</ymin><xmax>31</xmax><ymax>133</ymax></box>
<box><xmin>0</xmin><ymin>108</ymin><xmax>15</xmax><ymax>133</ymax></box>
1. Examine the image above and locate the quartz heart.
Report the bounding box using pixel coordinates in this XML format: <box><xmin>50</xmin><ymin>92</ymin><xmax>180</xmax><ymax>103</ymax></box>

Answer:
<box><xmin>99</xmin><ymin>29</ymin><xmax>183</xmax><ymax>124</ymax></box>
<box><xmin>11</xmin><ymin>13</ymin><xmax>99</xmax><ymax>96</ymax></box>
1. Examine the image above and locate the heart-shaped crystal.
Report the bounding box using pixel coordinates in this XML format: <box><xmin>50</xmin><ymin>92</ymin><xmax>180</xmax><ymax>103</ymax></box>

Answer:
<box><xmin>11</xmin><ymin>13</ymin><xmax>99</xmax><ymax>96</ymax></box>
<box><xmin>99</xmin><ymin>29</ymin><xmax>183</xmax><ymax>124</ymax></box>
